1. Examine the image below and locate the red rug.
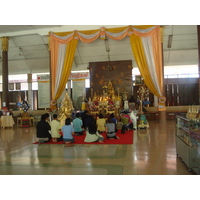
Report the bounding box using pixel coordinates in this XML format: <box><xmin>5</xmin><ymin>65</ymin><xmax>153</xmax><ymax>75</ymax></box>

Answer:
<box><xmin>33</xmin><ymin>130</ymin><xmax>133</xmax><ymax>145</ymax></box>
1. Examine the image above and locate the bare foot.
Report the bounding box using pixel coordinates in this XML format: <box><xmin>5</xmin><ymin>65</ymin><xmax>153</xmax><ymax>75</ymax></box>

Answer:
<box><xmin>64</xmin><ymin>142</ymin><xmax>73</xmax><ymax>147</ymax></box>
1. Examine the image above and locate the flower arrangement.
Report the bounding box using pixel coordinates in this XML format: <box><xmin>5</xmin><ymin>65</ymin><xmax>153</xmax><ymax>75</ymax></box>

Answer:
<box><xmin>90</xmin><ymin>101</ymin><xmax>99</xmax><ymax>111</ymax></box>
<box><xmin>107</xmin><ymin>98</ymin><xmax>115</xmax><ymax>111</ymax></box>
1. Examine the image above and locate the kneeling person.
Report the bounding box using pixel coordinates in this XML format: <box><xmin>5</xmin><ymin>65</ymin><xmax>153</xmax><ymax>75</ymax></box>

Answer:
<box><xmin>62</xmin><ymin>118</ymin><xmax>75</xmax><ymax>144</ymax></box>
<box><xmin>73</xmin><ymin>113</ymin><xmax>84</xmax><ymax>135</ymax></box>
<box><xmin>84</xmin><ymin>116</ymin><xmax>104</xmax><ymax>143</ymax></box>
<box><xmin>50</xmin><ymin>114</ymin><xmax>63</xmax><ymax>142</ymax></box>
<box><xmin>106</xmin><ymin>117</ymin><xmax>120</xmax><ymax>139</ymax></box>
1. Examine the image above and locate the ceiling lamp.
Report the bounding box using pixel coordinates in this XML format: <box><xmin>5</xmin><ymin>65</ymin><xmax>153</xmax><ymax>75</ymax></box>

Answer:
<box><xmin>104</xmin><ymin>38</ymin><xmax>113</xmax><ymax>71</ymax></box>
<box><xmin>168</xmin><ymin>35</ymin><xmax>173</xmax><ymax>48</ymax></box>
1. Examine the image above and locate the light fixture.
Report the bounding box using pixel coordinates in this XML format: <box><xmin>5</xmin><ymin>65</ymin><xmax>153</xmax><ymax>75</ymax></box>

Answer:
<box><xmin>104</xmin><ymin>38</ymin><xmax>113</xmax><ymax>71</ymax></box>
<box><xmin>104</xmin><ymin>38</ymin><xmax>110</xmax><ymax>52</ymax></box>
<box><xmin>168</xmin><ymin>35</ymin><xmax>173</xmax><ymax>48</ymax></box>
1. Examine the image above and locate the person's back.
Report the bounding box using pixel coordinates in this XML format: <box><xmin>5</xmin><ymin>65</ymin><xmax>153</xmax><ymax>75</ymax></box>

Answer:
<box><xmin>121</xmin><ymin>113</ymin><xmax>130</xmax><ymax>134</ymax></box>
<box><xmin>96</xmin><ymin>114</ymin><xmax>106</xmax><ymax>133</ymax></box>
<box><xmin>50</xmin><ymin>114</ymin><xmax>62</xmax><ymax>142</ymax></box>
<box><xmin>62</xmin><ymin>118</ymin><xmax>75</xmax><ymax>144</ymax></box>
<box><xmin>121</xmin><ymin>115</ymin><xmax>129</xmax><ymax>125</ymax></box>
<box><xmin>50</xmin><ymin>120</ymin><xmax>60</xmax><ymax>136</ymax></box>
<box><xmin>81</xmin><ymin>110</ymin><xmax>89</xmax><ymax>129</ymax></box>
<box><xmin>88</xmin><ymin>117</ymin><xmax>97</xmax><ymax>134</ymax></box>
<box><xmin>106</xmin><ymin>117</ymin><xmax>119</xmax><ymax>139</ymax></box>
<box><xmin>73</xmin><ymin>113</ymin><xmax>83</xmax><ymax>135</ymax></box>
<box><xmin>62</xmin><ymin>124</ymin><xmax>74</xmax><ymax>139</ymax></box>
<box><xmin>84</xmin><ymin>117</ymin><xmax>104</xmax><ymax>143</ymax></box>
<box><xmin>85</xmin><ymin>115</ymin><xmax>93</xmax><ymax>129</ymax></box>
<box><xmin>36</xmin><ymin>114</ymin><xmax>51</xmax><ymax>143</ymax></box>
<box><xmin>106</xmin><ymin>122</ymin><xmax>115</xmax><ymax>133</ymax></box>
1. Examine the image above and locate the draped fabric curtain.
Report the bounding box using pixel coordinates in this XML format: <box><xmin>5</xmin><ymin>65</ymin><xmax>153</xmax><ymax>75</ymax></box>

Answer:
<box><xmin>49</xmin><ymin>25</ymin><xmax>163</xmax><ymax>107</ymax></box>
<box><xmin>50</xmin><ymin>32</ymin><xmax>77</xmax><ymax>101</ymax></box>
<box><xmin>129</xmin><ymin>26</ymin><xmax>163</xmax><ymax>97</ymax></box>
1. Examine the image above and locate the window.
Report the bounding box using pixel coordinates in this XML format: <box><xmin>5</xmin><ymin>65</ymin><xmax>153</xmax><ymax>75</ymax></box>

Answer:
<box><xmin>132</xmin><ymin>65</ymin><xmax>199</xmax><ymax>79</ymax></box>
<box><xmin>164</xmin><ymin>65</ymin><xmax>198</xmax><ymax>78</ymax></box>
<box><xmin>32</xmin><ymin>82</ymin><xmax>38</xmax><ymax>90</ymax></box>
<box><xmin>20</xmin><ymin>83</ymin><xmax>28</xmax><ymax>91</ymax></box>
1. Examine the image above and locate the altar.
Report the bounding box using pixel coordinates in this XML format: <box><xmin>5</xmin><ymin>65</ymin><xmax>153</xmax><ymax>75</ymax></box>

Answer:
<box><xmin>88</xmin><ymin>80</ymin><xmax>121</xmax><ymax>117</ymax></box>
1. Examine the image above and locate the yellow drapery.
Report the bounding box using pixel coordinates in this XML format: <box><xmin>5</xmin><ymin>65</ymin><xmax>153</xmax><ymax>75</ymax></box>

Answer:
<box><xmin>129</xmin><ymin>34</ymin><xmax>161</xmax><ymax>97</ymax></box>
<box><xmin>54</xmin><ymin>38</ymin><xmax>78</xmax><ymax>100</ymax></box>
<box><xmin>50</xmin><ymin>36</ymin><xmax>78</xmax><ymax>100</ymax></box>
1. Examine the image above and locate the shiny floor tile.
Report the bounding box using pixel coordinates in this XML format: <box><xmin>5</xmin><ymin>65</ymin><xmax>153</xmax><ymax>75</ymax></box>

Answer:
<box><xmin>0</xmin><ymin>120</ymin><xmax>196</xmax><ymax>175</ymax></box>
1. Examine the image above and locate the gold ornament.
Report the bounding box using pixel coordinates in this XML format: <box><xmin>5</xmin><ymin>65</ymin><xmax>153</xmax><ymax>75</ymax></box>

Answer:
<box><xmin>1</xmin><ymin>37</ymin><xmax>9</xmax><ymax>51</ymax></box>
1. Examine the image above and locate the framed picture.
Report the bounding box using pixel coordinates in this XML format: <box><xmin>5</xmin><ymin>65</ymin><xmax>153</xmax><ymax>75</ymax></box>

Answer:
<box><xmin>135</xmin><ymin>75</ymin><xmax>143</xmax><ymax>85</ymax></box>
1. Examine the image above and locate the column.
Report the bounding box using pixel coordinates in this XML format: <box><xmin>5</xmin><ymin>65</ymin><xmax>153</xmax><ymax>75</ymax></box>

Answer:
<box><xmin>158</xmin><ymin>27</ymin><xmax>167</xmax><ymax>123</ymax></box>
<box><xmin>48</xmin><ymin>34</ymin><xmax>52</xmax><ymax>100</ymax></box>
<box><xmin>1</xmin><ymin>37</ymin><xmax>9</xmax><ymax>109</ymax></box>
<box><xmin>154</xmin><ymin>96</ymin><xmax>158</xmax><ymax>107</ymax></box>
<box><xmin>27</xmin><ymin>74</ymin><xmax>33</xmax><ymax>110</ymax></box>
<box><xmin>67</xmin><ymin>80</ymin><xmax>72</xmax><ymax>97</ymax></box>
<box><xmin>197</xmin><ymin>26</ymin><xmax>200</xmax><ymax>104</ymax></box>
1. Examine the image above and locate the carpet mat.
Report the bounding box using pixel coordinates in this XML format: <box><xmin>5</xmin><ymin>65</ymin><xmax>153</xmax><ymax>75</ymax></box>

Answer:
<box><xmin>33</xmin><ymin>130</ymin><xmax>133</xmax><ymax>145</ymax></box>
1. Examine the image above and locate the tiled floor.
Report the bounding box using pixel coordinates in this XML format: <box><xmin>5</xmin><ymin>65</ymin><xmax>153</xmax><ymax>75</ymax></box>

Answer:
<box><xmin>0</xmin><ymin>120</ymin><xmax>195</xmax><ymax>175</ymax></box>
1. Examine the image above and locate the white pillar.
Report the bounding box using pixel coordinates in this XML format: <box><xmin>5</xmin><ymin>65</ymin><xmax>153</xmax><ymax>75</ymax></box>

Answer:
<box><xmin>154</xmin><ymin>95</ymin><xmax>158</xmax><ymax>107</ymax></box>
<box><xmin>27</xmin><ymin>74</ymin><xmax>33</xmax><ymax>110</ymax></box>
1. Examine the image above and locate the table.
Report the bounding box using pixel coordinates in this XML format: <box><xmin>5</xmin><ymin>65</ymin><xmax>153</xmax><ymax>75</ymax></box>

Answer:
<box><xmin>1</xmin><ymin>116</ymin><xmax>15</xmax><ymax>128</ymax></box>
<box><xmin>17</xmin><ymin>117</ymin><xmax>35</xmax><ymax>127</ymax></box>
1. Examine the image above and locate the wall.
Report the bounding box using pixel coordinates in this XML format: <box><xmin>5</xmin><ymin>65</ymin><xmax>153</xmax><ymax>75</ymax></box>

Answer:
<box><xmin>88</xmin><ymin>60</ymin><xmax>132</xmax><ymax>99</ymax></box>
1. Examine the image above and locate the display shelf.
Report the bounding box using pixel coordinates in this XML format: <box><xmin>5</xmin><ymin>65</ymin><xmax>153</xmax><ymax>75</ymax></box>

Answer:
<box><xmin>192</xmin><ymin>158</ymin><xmax>200</xmax><ymax>175</ymax></box>
<box><xmin>176</xmin><ymin>116</ymin><xmax>200</xmax><ymax>174</ymax></box>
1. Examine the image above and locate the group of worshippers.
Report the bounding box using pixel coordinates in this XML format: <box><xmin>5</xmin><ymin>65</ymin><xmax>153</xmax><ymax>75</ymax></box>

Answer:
<box><xmin>36</xmin><ymin>110</ymin><xmax>137</xmax><ymax>145</ymax></box>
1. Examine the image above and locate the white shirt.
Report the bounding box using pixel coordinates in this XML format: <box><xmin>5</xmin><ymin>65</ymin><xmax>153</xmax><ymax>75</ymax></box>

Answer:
<box><xmin>50</xmin><ymin>120</ymin><xmax>61</xmax><ymax>138</ymax></box>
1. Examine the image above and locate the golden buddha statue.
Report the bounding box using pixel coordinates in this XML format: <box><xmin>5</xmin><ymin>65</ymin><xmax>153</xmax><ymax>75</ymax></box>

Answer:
<box><xmin>58</xmin><ymin>92</ymin><xmax>74</xmax><ymax>127</ymax></box>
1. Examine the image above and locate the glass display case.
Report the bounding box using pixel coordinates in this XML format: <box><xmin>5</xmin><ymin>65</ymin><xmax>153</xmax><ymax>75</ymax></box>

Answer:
<box><xmin>176</xmin><ymin>116</ymin><xmax>200</xmax><ymax>174</ymax></box>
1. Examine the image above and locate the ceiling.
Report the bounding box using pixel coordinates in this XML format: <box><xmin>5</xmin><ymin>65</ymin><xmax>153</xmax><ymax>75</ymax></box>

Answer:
<box><xmin>0</xmin><ymin>25</ymin><xmax>198</xmax><ymax>76</ymax></box>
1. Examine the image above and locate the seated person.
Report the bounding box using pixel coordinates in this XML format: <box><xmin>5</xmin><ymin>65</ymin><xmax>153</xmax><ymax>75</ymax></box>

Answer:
<box><xmin>73</xmin><ymin>113</ymin><xmax>84</xmax><ymax>135</ymax></box>
<box><xmin>96</xmin><ymin>113</ymin><xmax>106</xmax><ymax>133</ymax></box>
<box><xmin>36</xmin><ymin>113</ymin><xmax>51</xmax><ymax>143</ymax></box>
<box><xmin>62</xmin><ymin>118</ymin><xmax>75</xmax><ymax>144</ymax></box>
<box><xmin>84</xmin><ymin>115</ymin><xmax>94</xmax><ymax>130</ymax></box>
<box><xmin>121</xmin><ymin>111</ymin><xmax>131</xmax><ymax>134</ymax></box>
<box><xmin>0</xmin><ymin>110</ymin><xmax>3</xmax><ymax>117</ymax></box>
<box><xmin>109</xmin><ymin>113</ymin><xmax>118</xmax><ymax>132</ymax></box>
<box><xmin>84</xmin><ymin>116</ymin><xmax>104</xmax><ymax>143</ymax></box>
<box><xmin>81</xmin><ymin>110</ymin><xmax>89</xmax><ymax>130</ymax></box>
<box><xmin>106</xmin><ymin>117</ymin><xmax>120</xmax><ymax>139</ymax></box>
<box><xmin>50</xmin><ymin>114</ymin><xmax>63</xmax><ymax>142</ymax></box>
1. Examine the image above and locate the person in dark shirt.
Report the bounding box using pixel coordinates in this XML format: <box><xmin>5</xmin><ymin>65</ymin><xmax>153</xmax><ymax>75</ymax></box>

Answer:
<box><xmin>0</xmin><ymin>110</ymin><xmax>3</xmax><ymax>117</ymax></box>
<box><xmin>36</xmin><ymin>113</ymin><xmax>51</xmax><ymax>143</ymax></box>
<box><xmin>81</xmin><ymin>110</ymin><xmax>89</xmax><ymax>130</ymax></box>
<box><xmin>84</xmin><ymin>115</ymin><xmax>93</xmax><ymax>130</ymax></box>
